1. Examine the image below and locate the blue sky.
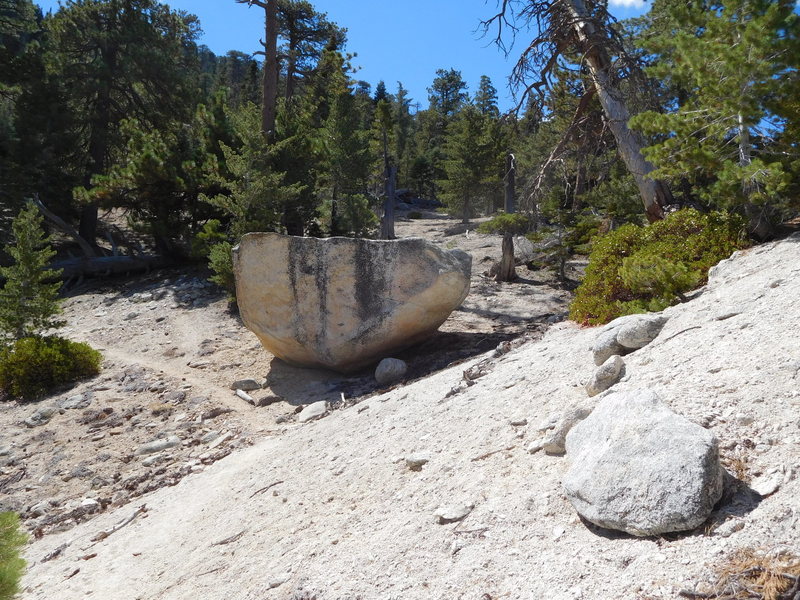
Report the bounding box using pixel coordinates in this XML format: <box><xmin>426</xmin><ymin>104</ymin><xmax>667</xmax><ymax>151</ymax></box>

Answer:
<box><xmin>35</xmin><ymin>0</ymin><xmax>648</xmax><ymax>112</ymax></box>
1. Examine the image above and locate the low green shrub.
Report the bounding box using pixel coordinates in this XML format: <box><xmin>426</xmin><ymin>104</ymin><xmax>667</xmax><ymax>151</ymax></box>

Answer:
<box><xmin>0</xmin><ymin>336</ymin><xmax>102</xmax><ymax>400</ymax></box>
<box><xmin>407</xmin><ymin>211</ymin><xmax>423</xmax><ymax>219</ymax></box>
<box><xmin>620</xmin><ymin>254</ymin><xmax>700</xmax><ymax>305</ymax></box>
<box><xmin>569</xmin><ymin>209</ymin><xmax>746</xmax><ymax>325</ymax></box>
<box><xmin>208</xmin><ymin>241</ymin><xmax>236</xmax><ymax>299</ymax></box>
<box><xmin>477</xmin><ymin>212</ymin><xmax>532</xmax><ymax>235</ymax></box>
<box><xmin>0</xmin><ymin>512</ymin><xmax>26</xmax><ymax>600</ymax></box>
<box><xmin>190</xmin><ymin>219</ymin><xmax>228</xmax><ymax>259</ymax></box>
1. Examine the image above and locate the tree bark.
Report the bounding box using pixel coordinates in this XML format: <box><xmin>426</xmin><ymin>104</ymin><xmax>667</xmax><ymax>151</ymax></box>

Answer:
<box><xmin>262</xmin><ymin>0</ymin><xmax>279</xmax><ymax>137</ymax></box>
<box><xmin>240</xmin><ymin>0</ymin><xmax>279</xmax><ymax>136</ymax></box>
<box><xmin>738</xmin><ymin>111</ymin><xmax>771</xmax><ymax>240</ymax></box>
<box><xmin>504</xmin><ymin>153</ymin><xmax>516</xmax><ymax>214</ymax></box>
<box><xmin>79</xmin><ymin>42</ymin><xmax>117</xmax><ymax>246</ymax></box>
<box><xmin>33</xmin><ymin>196</ymin><xmax>97</xmax><ymax>258</ymax></box>
<box><xmin>380</xmin><ymin>165</ymin><xmax>396</xmax><ymax>240</ymax></box>
<box><xmin>563</xmin><ymin>0</ymin><xmax>671</xmax><ymax>222</ymax></box>
<box><xmin>496</xmin><ymin>152</ymin><xmax>518</xmax><ymax>282</ymax></box>
<box><xmin>49</xmin><ymin>255</ymin><xmax>172</xmax><ymax>281</ymax></box>
<box><xmin>495</xmin><ymin>233</ymin><xmax>518</xmax><ymax>282</ymax></box>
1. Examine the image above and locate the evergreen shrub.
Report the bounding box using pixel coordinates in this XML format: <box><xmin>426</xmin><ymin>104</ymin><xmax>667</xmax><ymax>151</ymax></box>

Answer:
<box><xmin>191</xmin><ymin>219</ymin><xmax>228</xmax><ymax>259</ymax></box>
<box><xmin>0</xmin><ymin>336</ymin><xmax>101</xmax><ymax>401</ymax></box>
<box><xmin>208</xmin><ymin>242</ymin><xmax>236</xmax><ymax>299</ymax></box>
<box><xmin>477</xmin><ymin>212</ymin><xmax>531</xmax><ymax>235</ymax></box>
<box><xmin>0</xmin><ymin>512</ymin><xmax>26</xmax><ymax>600</ymax></box>
<box><xmin>569</xmin><ymin>209</ymin><xmax>746</xmax><ymax>325</ymax></box>
<box><xmin>407</xmin><ymin>211</ymin><xmax>423</xmax><ymax>219</ymax></box>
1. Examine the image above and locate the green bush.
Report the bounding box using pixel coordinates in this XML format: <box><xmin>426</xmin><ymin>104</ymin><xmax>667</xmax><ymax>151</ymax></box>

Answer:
<box><xmin>620</xmin><ymin>254</ymin><xmax>700</xmax><ymax>306</ymax></box>
<box><xmin>477</xmin><ymin>212</ymin><xmax>532</xmax><ymax>235</ymax></box>
<box><xmin>569</xmin><ymin>209</ymin><xmax>746</xmax><ymax>325</ymax></box>
<box><xmin>0</xmin><ymin>336</ymin><xmax>102</xmax><ymax>401</ymax></box>
<box><xmin>208</xmin><ymin>241</ymin><xmax>236</xmax><ymax>299</ymax></box>
<box><xmin>0</xmin><ymin>512</ymin><xmax>26</xmax><ymax>600</ymax></box>
<box><xmin>407</xmin><ymin>211</ymin><xmax>423</xmax><ymax>219</ymax></box>
<box><xmin>190</xmin><ymin>219</ymin><xmax>228</xmax><ymax>259</ymax></box>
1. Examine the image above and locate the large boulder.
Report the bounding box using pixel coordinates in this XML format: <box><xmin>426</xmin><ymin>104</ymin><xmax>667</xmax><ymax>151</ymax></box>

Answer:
<box><xmin>563</xmin><ymin>389</ymin><xmax>724</xmax><ymax>536</ymax></box>
<box><xmin>233</xmin><ymin>233</ymin><xmax>471</xmax><ymax>372</ymax></box>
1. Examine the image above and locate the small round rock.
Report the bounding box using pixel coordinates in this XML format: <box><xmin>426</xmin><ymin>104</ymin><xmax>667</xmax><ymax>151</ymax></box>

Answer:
<box><xmin>375</xmin><ymin>358</ymin><xmax>408</xmax><ymax>386</ymax></box>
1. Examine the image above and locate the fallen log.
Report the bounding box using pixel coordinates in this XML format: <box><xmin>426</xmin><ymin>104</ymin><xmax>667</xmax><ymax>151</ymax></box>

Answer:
<box><xmin>49</xmin><ymin>255</ymin><xmax>174</xmax><ymax>280</ymax></box>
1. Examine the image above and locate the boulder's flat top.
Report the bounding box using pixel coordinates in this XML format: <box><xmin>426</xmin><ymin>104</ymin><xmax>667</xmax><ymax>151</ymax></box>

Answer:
<box><xmin>16</xmin><ymin>231</ymin><xmax>800</xmax><ymax>599</ymax></box>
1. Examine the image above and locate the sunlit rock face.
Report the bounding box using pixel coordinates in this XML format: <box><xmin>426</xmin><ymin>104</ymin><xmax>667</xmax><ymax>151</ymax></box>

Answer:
<box><xmin>233</xmin><ymin>233</ymin><xmax>472</xmax><ymax>372</ymax></box>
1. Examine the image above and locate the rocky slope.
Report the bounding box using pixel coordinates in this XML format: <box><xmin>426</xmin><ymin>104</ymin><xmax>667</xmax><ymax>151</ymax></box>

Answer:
<box><xmin>15</xmin><ymin>233</ymin><xmax>800</xmax><ymax>599</ymax></box>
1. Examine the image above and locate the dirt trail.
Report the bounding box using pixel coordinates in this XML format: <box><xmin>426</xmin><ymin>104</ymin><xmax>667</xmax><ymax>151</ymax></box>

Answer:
<box><xmin>0</xmin><ymin>212</ymin><xmax>573</xmax><ymax>544</ymax></box>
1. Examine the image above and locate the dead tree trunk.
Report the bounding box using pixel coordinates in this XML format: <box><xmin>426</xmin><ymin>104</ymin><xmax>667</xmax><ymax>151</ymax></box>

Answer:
<box><xmin>504</xmin><ymin>153</ymin><xmax>516</xmax><ymax>214</ymax></box>
<box><xmin>33</xmin><ymin>195</ymin><xmax>97</xmax><ymax>258</ymax></box>
<box><xmin>496</xmin><ymin>153</ymin><xmax>518</xmax><ymax>282</ymax></box>
<box><xmin>496</xmin><ymin>233</ymin><xmax>518</xmax><ymax>282</ymax></box>
<box><xmin>564</xmin><ymin>0</ymin><xmax>672</xmax><ymax>222</ymax></box>
<box><xmin>262</xmin><ymin>0</ymin><xmax>279</xmax><ymax>137</ymax></box>
<box><xmin>380</xmin><ymin>165</ymin><xmax>396</xmax><ymax>240</ymax></box>
<box><xmin>238</xmin><ymin>0</ymin><xmax>279</xmax><ymax>137</ymax></box>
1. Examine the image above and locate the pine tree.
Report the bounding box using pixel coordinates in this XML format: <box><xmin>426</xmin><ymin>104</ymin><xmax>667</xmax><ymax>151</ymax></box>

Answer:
<box><xmin>474</xmin><ymin>75</ymin><xmax>500</xmax><ymax>118</ymax></box>
<box><xmin>0</xmin><ymin>202</ymin><xmax>64</xmax><ymax>342</ymax></box>
<box><xmin>48</xmin><ymin>0</ymin><xmax>202</xmax><ymax>245</ymax></box>
<box><xmin>439</xmin><ymin>104</ymin><xmax>495</xmax><ymax>223</ymax></box>
<box><xmin>631</xmin><ymin>0</ymin><xmax>800</xmax><ymax>237</ymax></box>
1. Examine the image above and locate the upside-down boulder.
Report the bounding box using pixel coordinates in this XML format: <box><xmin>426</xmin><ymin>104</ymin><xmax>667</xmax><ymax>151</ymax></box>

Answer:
<box><xmin>233</xmin><ymin>233</ymin><xmax>472</xmax><ymax>372</ymax></box>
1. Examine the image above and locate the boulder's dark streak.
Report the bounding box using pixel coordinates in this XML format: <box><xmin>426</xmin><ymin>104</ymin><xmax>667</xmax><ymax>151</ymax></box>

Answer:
<box><xmin>354</xmin><ymin>239</ymin><xmax>389</xmax><ymax>324</ymax></box>
<box><xmin>314</xmin><ymin>240</ymin><xmax>328</xmax><ymax>357</ymax></box>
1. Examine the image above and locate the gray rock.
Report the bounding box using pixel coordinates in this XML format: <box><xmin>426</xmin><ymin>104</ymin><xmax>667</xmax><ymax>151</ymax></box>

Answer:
<box><xmin>207</xmin><ymin>432</ymin><xmax>233</xmax><ymax>450</ymax></box>
<box><xmin>563</xmin><ymin>389</ymin><xmax>724</xmax><ymax>536</ymax></box>
<box><xmin>24</xmin><ymin>406</ymin><xmax>58</xmax><ymax>428</ymax></box>
<box><xmin>512</xmin><ymin>236</ymin><xmax>536</xmax><ymax>264</ymax></box>
<box><xmin>0</xmin><ymin>445</ymin><xmax>13</xmax><ymax>457</ymax></box>
<box><xmin>200</xmin><ymin>430</ymin><xmax>220</xmax><ymax>444</ymax></box>
<box><xmin>527</xmin><ymin>440</ymin><xmax>544</xmax><ymax>454</ymax></box>
<box><xmin>298</xmin><ymin>401</ymin><xmax>327</xmax><ymax>423</ymax></box>
<box><xmin>164</xmin><ymin>390</ymin><xmax>187</xmax><ymax>403</ymax></box>
<box><xmin>586</xmin><ymin>355</ymin><xmax>625</xmax><ymax>397</ymax></box>
<box><xmin>235</xmin><ymin>389</ymin><xmax>255</xmax><ymax>404</ymax></box>
<box><xmin>714</xmin><ymin>308</ymin><xmax>743</xmax><ymax>321</ymax></box>
<box><xmin>80</xmin><ymin>498</ymin><xmax>101</xmax><ymax>513</ymax></box>
<box><xmin>542</xmin><ymin>405</ymin><xmax>593</xmax><ymax>455</ymax></box>
<box><xmin>233</xmin><ymin>234</ymin><xmax>471</xmax><ymax>373</ymax></box>
<box><xmin>268</xmin><ymin>573</ymin><xmax>292</xmax><ymax>589</ymax></box>
<box><xmin>435</xmin><ymin>503</ymin><xmax>474</xmax><ymax>525</ymax></box>
<box><xmin>616</xmin><ymin>314</ymin><xmax>668</xmax><ymax>349</ymax></box>
<box><xmin>59</xmin><ymin>394</ymin><xmax>91</xmax><ymax>410</ymax></box>
<box><xmin>536</xmin><ymin>413</ymin><xmax>559</xmax><ymax>432</ymax></box>
<box><xmin>136</xmin><ymin>435</ymin><xmax>182</xmax><ymax>456</ymax></box>
<box><xmin>405</xmin><ymin>454</ymin><xmax>430</xmax><ymax>471</ymax></box>
<box><xmin>142</xmin><ymin>453</ymin><xmax>169</xmax><ymax>467</ymax></box>
<box><xmin>375</xmin><ymin>358</ymin><xmax>408</xmax><ymax>386</ymax></box>
<box><xmin>714</xmin><ymin>519</ymin><xmax>744</xmax><ymax>537</ymax></box>
<box><xmin>230</xmin><ymin>379</ymin><xmax>262</xmax><ymax>392</ymax></box>
<box><xmin>592</xmin><ymin>327</ymin><xmax>629</xmax><ymax>366</ymax></box>
<box><xmin>28</xmin><ymin>500</ymin><xmax>51</xmax><ymax>517</ymax></box>
<box><xmin>751</xmin><ymin>471</ymin><xmax>782</xmax><ymax>497</ymax></box>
